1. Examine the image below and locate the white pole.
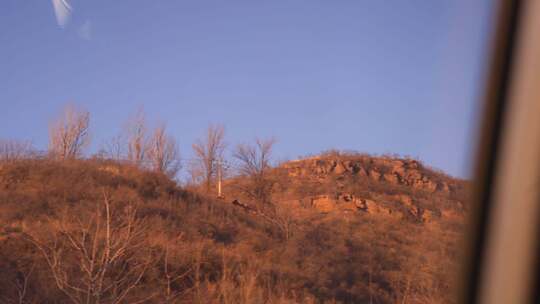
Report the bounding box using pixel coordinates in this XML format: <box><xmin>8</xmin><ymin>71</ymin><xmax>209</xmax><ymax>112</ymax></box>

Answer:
<box><xmin>217</xmin><ymin>160</ymin><xmax>222</xmax><ymax>198</ymax></box>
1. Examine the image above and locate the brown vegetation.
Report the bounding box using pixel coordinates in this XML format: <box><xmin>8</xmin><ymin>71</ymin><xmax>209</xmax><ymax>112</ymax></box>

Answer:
<box><xmin>0</xmin><ymin>153</ymin><xmax>467</xmax><ymax>303</ymax></box>
<box><xmin>0</xmin><ymin>106</ymin><xmax>469</xmax><ymax>303</ymax></box>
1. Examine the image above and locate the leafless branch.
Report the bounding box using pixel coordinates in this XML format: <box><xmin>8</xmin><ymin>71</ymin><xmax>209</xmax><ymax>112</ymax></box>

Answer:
<box><xmin>192</xmin><ymin>124</ymin><xmax>226</xmax><ymax>192</ymax></box>
<box><xmin>48</xmin><ymin>105</ymin><xmax>90</xmax><ymax>159</ymax></box>
<box><xmin>25</xmin><ymin>191</ymin><xmax>151</xmax><ymax>304</ymax></box>
<box><xmin>0</xmin><ymin>139</ymin><xmax>33</xmax><ymax>162</ymax></box>
<box><xmin>125</xmin><ymin>109</ymin><xmax>148</xmax><ymax>166</ymax></box>
<box><xmin>148</xmin><ymin>123</ymin><xmax>181</xmax><ymax>177</ymax></box>
<box><xmin>233</xmin><ymin>138</ymin><xmax>275</xmax><ymax>205</ymax></box>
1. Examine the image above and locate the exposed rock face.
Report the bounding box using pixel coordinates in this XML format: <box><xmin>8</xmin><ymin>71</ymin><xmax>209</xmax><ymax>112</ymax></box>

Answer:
<box><xmin>369</xmin><ymin>170</ymin><xmax>381</xmax><ymax>181</ymax></box>
<box><xmin>356</xmin><ymin>198</ymin><xmax>399</xmax><ymax>218</ymax></box>
<box><xmin>441</xmin><ymin>208</ymin><xmax>462</xmax><ymax>220</ymax></box>
<box><xmin>312</xmin><ymin>193</ymin><xmax>364</xmax><ymax>213</ymax></box>
<box><xmin>392</xmin><ymin>194</ymin><xmax>414</xmax><ymax>208</ymax></box>
<box><xmin>311</xmin><ymin>195</ymin><xmax>335</xmax><ymax>213</ymax></box>
<box><xmin>282</xmin><ymin>156</ymin><xmax>452</xmax><ymax>194</ymax></box>
<box><xmin>333</xmin><ymin>162</ymin><xmax>347</xmax><ymax>175</ymax></box>
<box><xmin>418</xmin><ymin>208</ymin><xmax>434</xmax><ymax>223</ymax></box>
<box><xmin>383</xmin><ymin>173</ymin><xmax>399</xmax><ymax>184</ymax></box>
<box><xmin>272</xmin><ymin>154</ymin><xmax>466</xmax><ymax>224</ymax></box>
<box><xmin>408</xmin><ymin>206</ymin><xmax>434</xmax><ymax>223</ymax></box>
<box><xmin>308</xmin><ymin>193</ymin><xmax>403</xmax><ymax>219</ymax></box>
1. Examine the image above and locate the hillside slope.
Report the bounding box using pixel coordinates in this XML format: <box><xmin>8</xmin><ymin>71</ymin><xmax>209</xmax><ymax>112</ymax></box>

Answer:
<box><xmin>0</xmin><ymin>156</ymin><xmax>467</xmax><ymax>303</ymax></box>
<box><xmin>226</xmin><ymin>152</ymin><xmax>469</xmax><ymax>225</ymax></box>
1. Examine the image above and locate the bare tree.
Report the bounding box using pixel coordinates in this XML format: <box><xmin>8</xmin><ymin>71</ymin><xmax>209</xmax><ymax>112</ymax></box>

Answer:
<box><xmin>125</xmin><ymin>109</ymin><xmax>147</xmax><ymax>166</ymax></box>
<box><xmin>48</xmin><ymin>105</ymin><xmax>90</xmax><ymax>159</ymax></box>
<box><xmin>26</xmin><ymin>192</ymin><xmax>152</xmax><ymax>304</ymax></box>
<box><xmin>192</xmin><ymin>124</ymin><xmax>226</xmax><ymax>192</ymax></box>
<box><xmin>147</xmin><ymin>124</ymin><xmax>180</xmax><ymax>177</ymax></box>
<box><xmin>100</xmin><ymin>134</ymin><xmax>125</xmax><ymax>161</ymax></box>
<box><xmin>1</xmin><ymin>263</ymin><xmax>35</xmax><ymax>304</ymax></box>
<box><xmin>160</xmin><ymin>234</ymin><xmax>192</xmax><ymax>303</ymax></box>
<box><xmin>0</xmin><ymin>139</ymin><xmax>33</xmax><ymax>162</ymax></box>
<box><xmin>233</xmin><ymin>138</ymin><xmax>275</xmax><ymax>206</ymax></box>
<box><xmin>186</xmin><ymin>161</ymin><xmax>205</xmax><ymax>186</ymax></box>
<box><xmin>232</xmin><ymin>138</ymin><xmax>296</xmax><ymax>239</ymax></box>
<box><xmin>258</xmin><ymin>203</ymin><xmax>296</xmax><ymax>241</ymax></box>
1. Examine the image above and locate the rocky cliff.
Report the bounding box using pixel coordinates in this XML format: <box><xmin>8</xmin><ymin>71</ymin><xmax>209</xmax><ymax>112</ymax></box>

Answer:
<box><xmin>272</xmin><ymin>153</ymin><xmax>468</xmax><ymax>223</ymax></box>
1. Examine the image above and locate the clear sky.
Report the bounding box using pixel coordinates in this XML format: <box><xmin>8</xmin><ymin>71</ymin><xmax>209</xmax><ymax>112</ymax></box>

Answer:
<box><xmin>1</xmin><ymin>0</ymin><xmax>495</xmax><ymax>177</ymax></box>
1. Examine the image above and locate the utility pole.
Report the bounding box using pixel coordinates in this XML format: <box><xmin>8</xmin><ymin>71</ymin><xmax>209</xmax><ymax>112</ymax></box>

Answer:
<box><xmin>217</xmin><ymin>159</ymin><xmax>223</xmax><ymax>198</ymax></box>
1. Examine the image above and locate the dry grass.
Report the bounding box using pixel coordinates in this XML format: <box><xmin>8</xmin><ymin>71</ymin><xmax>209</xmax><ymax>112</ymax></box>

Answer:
<box><xmin>0</xmin><ymin>158</ymin><xmax>465</xmax><ymax>303</ymax></box>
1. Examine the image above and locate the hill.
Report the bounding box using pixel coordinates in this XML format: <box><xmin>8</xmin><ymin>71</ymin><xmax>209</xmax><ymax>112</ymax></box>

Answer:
<box><xmin>0</xmin><ymin>155</ymin><xmax>467</xmax><ymax>303</ymax></box>
<box><xmin>225</xmin><ymin>151</ymin><xmax>469</xmax><ymax>224</ymax></box>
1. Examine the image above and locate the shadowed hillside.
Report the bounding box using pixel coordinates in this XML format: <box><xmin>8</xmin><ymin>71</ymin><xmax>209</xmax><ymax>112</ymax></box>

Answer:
<box><xmin>0</xmin><ymin>155</ymin><xmax>467</xmax><ymax>303</ymax></box>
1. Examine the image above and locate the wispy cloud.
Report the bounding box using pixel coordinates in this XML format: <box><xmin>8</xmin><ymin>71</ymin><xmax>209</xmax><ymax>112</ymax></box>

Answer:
<box><xmin>78</xmin><ymin>20</ymin><xmax>92</xmax><ymax>40</ymax></box>
<box><xmin>51</xmin><ymin>0</ymin><xmax>72</xmax><ymax>28</ymax></box>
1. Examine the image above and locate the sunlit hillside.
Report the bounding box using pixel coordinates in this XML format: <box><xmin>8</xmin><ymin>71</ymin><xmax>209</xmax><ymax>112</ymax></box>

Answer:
<box><xmin>0</xmin><ymin>154</ymin><xmax>467</xmax><ymax>303</ymax></box>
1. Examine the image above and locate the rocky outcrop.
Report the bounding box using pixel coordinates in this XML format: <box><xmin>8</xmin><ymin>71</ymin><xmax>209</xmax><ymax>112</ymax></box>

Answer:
<box><xmin>309</xmin><ymin>193</ymin><xmax>403</xmax><ymax>219</ymax></box>
<box><xmin>392</xmin><ymin>194</ymin><xmax>414</xmax><ymax>208</ymax></box>
<box><xmin>441</xmin><ymin>208</ymin><xmax>462</xmax><ymax>220</ymax></box>
<box><xmin>282</xmin><ymin>156</ymin><xmax>452</xmax><ymax>194</ymax></box>
<box><xmin>383</xmin><ymin>173</ymin><xmax>399</xmax><ymax>184</ymax></box>
<box><xmin>369</xmin><ymin>170</ymin><xmax>381</xmax><ymax>181</ymax></box>
<box><xmin>272</xmin><ymin>154</ymin><xmax>465</xmax><ymax>224</ymax></box>
<box><xmin>311</xmin><ymin>195</ymin><xmax>335</xmax><ymax>213</ymax></box>
<box><xmin>303</xmin><ymin>191</ymin><xmax>443</xmax><ymax>223</ymax></box>
<box><xmin>356</xmin><ymin>198</ymin><xmax>400</xmax><ymax>218</ymax></box>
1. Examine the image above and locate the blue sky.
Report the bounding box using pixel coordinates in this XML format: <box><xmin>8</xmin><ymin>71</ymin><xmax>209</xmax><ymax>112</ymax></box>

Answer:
<box><xmin>0</xmin><ymin>0</ymin><xmax>495</xmax><ymax>177</ymax></box>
